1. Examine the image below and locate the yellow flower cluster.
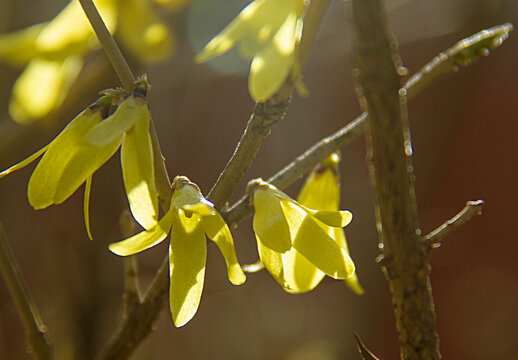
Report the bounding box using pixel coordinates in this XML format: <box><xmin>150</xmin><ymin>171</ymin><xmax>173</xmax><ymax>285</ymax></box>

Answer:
<box><xmin>196</xmin><ymin>0</ymin><xmax>306</xmax><ymax>102</ymax></box>
<box><xmin>0</xmin><ymin>0</ymin><xmax>179</xmax><ymax>124</ymax></box>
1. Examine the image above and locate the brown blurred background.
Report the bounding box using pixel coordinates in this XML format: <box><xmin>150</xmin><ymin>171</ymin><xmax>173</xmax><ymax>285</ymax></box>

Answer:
<box><xmin>0</xmin><ymin>0</ymin><xmax>517</xmax><ymax>359</ymax></box>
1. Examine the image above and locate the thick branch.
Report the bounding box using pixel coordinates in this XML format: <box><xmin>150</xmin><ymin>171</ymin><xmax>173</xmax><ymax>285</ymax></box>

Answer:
<box><xmin>426</xmin><ymin>200</ymin><xmax>484</xmax><ymax>248</ymax></box>
<box><xmin>352</xmin><ymin>0</ymin><xmax>440</xmax><ymax>359</ymax></box>
<box><xmin>0</xmin><ymin>224</ymin><xmax>52</xmax><ymax>360</ymax></box>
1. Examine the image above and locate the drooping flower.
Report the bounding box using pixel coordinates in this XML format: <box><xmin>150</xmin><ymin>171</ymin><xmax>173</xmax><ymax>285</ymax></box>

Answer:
<box><xmin>0</xmin><ymin>79</ymin><xmax>158</xmax><ymax>238</ymax></box>
<box><xmin>283</xmin><ymin>153</ymin><xmax>363</xmax><ymax>294</ymax></box>
<box><xmin>250</xmin><ymin>177</ymin><xmax>356</xmax><ymax>293</ymax></box>
<box><xmin>0</xmin><ymin>0</ymin><xmax>175</xmax><ymax>123</ymax></box>
<box><xmin>195</xmin><ymin>0</ymin><xmax>306</xmax><ymax>102</ymax></box>
<box><xmin>109</xmin><ymin>176</ymin><xmax>246</xmax><ymax>327</ymax></box>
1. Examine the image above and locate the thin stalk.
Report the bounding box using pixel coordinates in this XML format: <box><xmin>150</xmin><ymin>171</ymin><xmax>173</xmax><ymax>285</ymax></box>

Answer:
<box><xmin>0</xmin><ymin>224</ymin><xmax>52</xmax><ymax>360</ymax></box>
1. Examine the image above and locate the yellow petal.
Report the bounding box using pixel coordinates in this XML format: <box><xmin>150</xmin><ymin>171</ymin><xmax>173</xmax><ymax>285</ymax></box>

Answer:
<box><xmin>169</xmin><ymin>211</ymin><xmax>207</xmax><ymax>327</ymax></box>
<box><xmin>36</xmin><ymin>0</ymin><xmax>117</xmax><ymax>57</ymax></box>
<box><xmin>292</xmin><ymin>215</ymin><xmax>355</xmax><ymax>280</ymax></box>
<box><xmin>202</xmin><ymin>213</ymin><xmax>246</xmax><ymax>285</ymax></box>
<box><xmin>28</xmin><ymin>105</ymin><xmax>122</xmax><ymax>209</ymax></box>
<box><xmin>84</xmin><ymin>95</ymin><xmax>144</xmax><ymax>147</ymax></box>
<box><xmin>84</xmin><ymin>175</ymin><xmax>93</xmax><ymax>240</ymax></box>
<box><xmin>171</xmin><ymin>182</ymin><xmax>215</xmax><ymax>217</ymax></box>
<box><xmin>120</xmin><ymin>104</ymin><xmax>158</xmax><ymax>230</ymax></box>
<box><xmin>297</xmin><ymin>166</ymin><xmax>340</xmax><ymax>211</ymax></box>
<box><xmin>9</xmin><ymin>56</ymin><xmax>83</xmax><ymax>124</ymax></box>
<box><xmin>119</xmin><ymin>0</ymin><xmax>174</xmax><ymax>63</ymax></box>
<box><xmin>249</xmin><ymin>8</ymin><xmax>299</xmax><ymax>101</ymax></box>
<box><xmin>253</xmin><ymin>187</ymin><xmax>292</xmax><ymax>253</ymax></box>
<box><xmin>108</xmin><ymin>208</ymin><xmax>174</xmax><ymax>256</ymax></box>
<box><xmin>0</xmin><ymin>23</ymin><xmax>45</xmax><ymax>66</ymax></box>
<box><xmin>334</xmin><ymin>227</ymin><xmax>363</xmax><ymax>295</ymax></box>
<box><xmin>303</xmin><ymin>208</ymin><xmax>353</xmax><ymax>228</ymax></box>
<box><xmin>256</xmin><ymin>234</ymin><xmax>291</xmax><ymax>289</ymax></box>
<box><xmin>0</xmin><ymin>145</ymin><xmax>48</xmax><ymax>179</ymax></box>
<box><xmin>282</xmin><ymin>246</ymin><xmax>324</xmax><ymax>294</ymax></box>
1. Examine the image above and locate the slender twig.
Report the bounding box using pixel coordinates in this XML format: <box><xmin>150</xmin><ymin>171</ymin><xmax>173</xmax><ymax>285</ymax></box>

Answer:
<box><xmin>425</xmin><ymin>200</ymin><xmax>484</xmax><ymax>248</ymax></box>
<box><xmin>0</xmin><ymin>224</ymin><xmax>52</xmax><ymax>360</ymax></box>
<box><xmin>354</xmin><ymin>333</ymin><xmax>381</xmax><ymax>360</ymax></box>
<box><xmin>224</xmin><ymin>23</ymin><xmax>512</xmax><ymax>227</ymax></box>
<box><xmin>352</xmin><ymin>0</ymin><xmax>439</xmax><ymax>358</ymax></box>
<box><xmin>207</xmin><ymin>0</ymin><xmax>332</xmax><ymax>210</ymax></box>
<box><xmin>78</xmin><ymin>0</ymin><xmax>135</xmax><ymax>90</ymax></box>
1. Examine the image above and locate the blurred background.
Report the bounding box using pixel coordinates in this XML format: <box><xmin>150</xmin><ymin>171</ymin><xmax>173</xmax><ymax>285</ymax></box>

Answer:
<box><xmin>0</xmin><ymin>0</ymin><xmax>517</xmax><ymax>359</ymax></box>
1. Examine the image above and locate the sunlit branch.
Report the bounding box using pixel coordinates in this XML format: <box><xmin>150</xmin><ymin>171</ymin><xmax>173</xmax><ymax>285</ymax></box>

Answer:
<box><xmin>425</xmin><ymin>200</ymin><xmax>484</xmax><ymax>248</ymax></box>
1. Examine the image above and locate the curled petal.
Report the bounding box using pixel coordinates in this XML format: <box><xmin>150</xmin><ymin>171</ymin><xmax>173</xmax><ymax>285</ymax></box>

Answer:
<box><xmin>334</xmin><ymin>227</ymin><xmax>363</xmax><ymax>295</ymax></box>
<box><xmin>171</xmin><ymin>183</ymin><xmax>215</xmax><ymax>217</ymax></box>
<box><xmin>253</xmin><ymin>187</ymin><xmax>292</xmax><ymax>253</ymax></box>
<box><xmin>84</xmin><ymin>175</ymin><xmax>93</xmax><ymax>240</ymax></box>
<box><xmin>302</xmin><ymin>208</ymin><xmax>353</xmax><ymax>228</ymax></box>
<box><xmin>121</xmin><ymin>107</ymin><xmax>158</xmax><ymax>230</ymax></box>
<box><xmin>169</xmin><ymin>211</ymin><xmax>207</xmax><ymax>327</ymax></box>
<box><xmin>84</xmin><ymin>95</ymin><xmax>144</xmax><ymax>147</ymax></box>
<box><xmin>202</xmin><ymin>213</ymin><xmax>246</xmax><ymax>285</ymax></box>
<box><xmin>109</xmin><ymin>209</ymin><xmax>174</xmax><ymax>256</ymax></box>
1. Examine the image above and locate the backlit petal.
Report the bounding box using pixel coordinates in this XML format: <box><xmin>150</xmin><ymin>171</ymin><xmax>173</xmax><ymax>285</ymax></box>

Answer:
<box><xmin>108</xmin><ymin>209</ymin><xmax>174</xmax><ymax>256</ymax></box>
<box><xmin>28</xmin><ymin>107</ymin><xmax>122</xmax><ymax>209</ymax></box>
<box><xmin>202</xmin><ymin>213</ymin><xmax>246</xmax><ymax>285</ymax></box>
<box><xmin>169</xmin><ymin>211</ymin><xmax>207</xmax><ymax>327</ymax></box>
<box><xmin>253</xmin><ymin>187</ymin><xmax>292</xmax><ymax>252</ymax></box>
<box><xmin>249</xmin><ymin>8</ymin><xmax>298</xmax><ymax>101</ymax></box>
<box><xmin>121</xmin><ymin>105</ymin><xmax>158</xmax><ymax>230</ymax></box>
<box><xmin>256</xmin><ymin>234</ymin><xmax>290</xmax><ymax>289</ymax></box>
<box><xmin>292</xmin><ymin>215</ymin><xmax>355</xmax><ymax>280</ymax></box>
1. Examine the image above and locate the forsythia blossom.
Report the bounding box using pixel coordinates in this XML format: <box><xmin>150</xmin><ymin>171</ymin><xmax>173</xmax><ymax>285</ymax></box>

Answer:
<box><xmin>250</xmin><ymin>178</ymin><xmax>356</xmax><ymax>292</ymax></box>
<box><xmin>196</xmin><ymin>0</ymin><xmax>306</xmax><ymax>102</ymax></box>
<box><xmin>0</xmin><ymin>0</ymin><xmax>175</xmax><ymax>124</ymax></box>
<box><xmin>0</xmin><ymin>79</ymin><xmax>158</xmax><ymax>238</ymax></box>
<box><xmin>109</xmin><ymin>176</ymin><xmax>246</xmax><ymax>327</ymax></box>
<box><xmin>284</xmin><ymin>153</ymin><xmax>363</xmax><ymax>294</ymax></box>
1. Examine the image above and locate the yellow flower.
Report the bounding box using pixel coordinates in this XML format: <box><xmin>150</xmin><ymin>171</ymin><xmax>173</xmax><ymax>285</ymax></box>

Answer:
<box><xmin>0</xmin><ymin>79</ymin><xmax>158</xmax><ymax>238</ymax></box>
<box><xmin>250</xmin><ymin>178</ymin><xmax>356</xmax><ymax>293</ymax></box>
<box><xmin>109</xmin><ymin>176</ymin><xmax>246</xmax><ymax>327</ymax></box>
<box><xmin>195</xmin><ymin>0</ymin><xmax>305</xmax><ymax>102</ymax></box>
<box><xmin>284</xmin><ymin>153</ymin><xmax>363</xmax><ymax>294</ymax></box>
<box><xmin>0</xmin><ymin>0</ymin><xmax>174</xmax><ymax>124</ymax></box>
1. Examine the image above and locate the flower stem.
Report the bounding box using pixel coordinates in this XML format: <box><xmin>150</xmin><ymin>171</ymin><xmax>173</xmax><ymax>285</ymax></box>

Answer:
<box><xmin>78</xmin><ymin>0</ymin><xmax>135</xmax><ymax>90</ymax></box>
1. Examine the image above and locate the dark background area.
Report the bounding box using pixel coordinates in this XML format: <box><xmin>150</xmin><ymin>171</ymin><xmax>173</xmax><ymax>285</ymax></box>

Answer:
<box><xmin>0</xmin><ymin>0</ymin><xmax>517</xmax><ymax>359</ymax></box>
